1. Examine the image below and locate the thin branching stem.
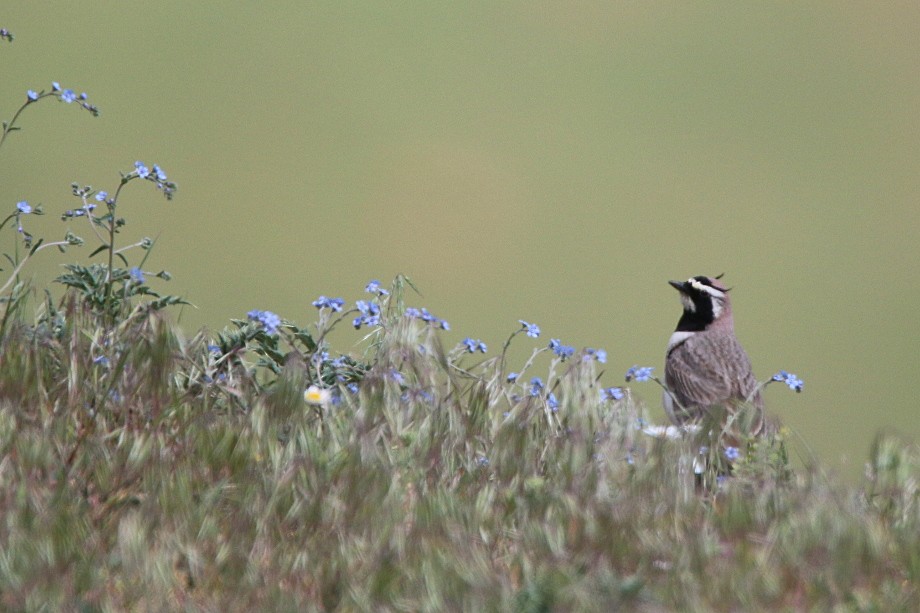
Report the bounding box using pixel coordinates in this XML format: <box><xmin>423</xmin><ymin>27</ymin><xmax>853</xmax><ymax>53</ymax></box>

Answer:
<box><xmin>0</xmin><ymin>239</ymin><xmax>72</xmax><ymax>296</ymax></box>
<box><xmin>0</xmin><ymin>99</ymin><xmax>35</xmax><ymax>151</ymax></box>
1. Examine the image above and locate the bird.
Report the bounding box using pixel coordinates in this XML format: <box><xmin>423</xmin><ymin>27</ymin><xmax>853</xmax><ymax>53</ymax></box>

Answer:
<box><xmin>663</xmin><ymin>275</ymin><xmax>764</xmax><ymax>437</ymax></box>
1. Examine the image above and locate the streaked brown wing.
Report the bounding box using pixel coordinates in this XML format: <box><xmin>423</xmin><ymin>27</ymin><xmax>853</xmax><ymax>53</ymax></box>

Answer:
<box><xmin>665</xmin><ymin>333</ymin><xmax>736</xmax><ymax>409</ymax></box>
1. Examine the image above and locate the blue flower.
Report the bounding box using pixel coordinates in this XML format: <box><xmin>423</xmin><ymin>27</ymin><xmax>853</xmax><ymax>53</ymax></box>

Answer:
<box><xmin>724</xmin><ymin>446</ymin><xmax>741</xmax><ymax>462</ymax></box>
<box><xmin>591</xmin><ymin>349</ymin><xmax>608</xmax><ymax>364</ymax></box>
<box><xmin>16</xmin><ymin>201</ymin><xmax>31</xmax><ymax>214</ymax></box>
<box><xmin>357</xmin><ymin>299</ymin><xmax>379</xmax><ymax>316</ymax></box>
<box><xmin>207</xmin><ymin>344</ymin><xmax>221</xmax><ymax>354</ymax></box>
<box><xmin>312</xmin><ymin>295</ymin><xmax>345</xmax><ymax>312</ymax></box>
<box><xmin>128</xmin><ymin>267</ymin><xmax>145</xmax><ymax>283</ymax></box>
<box><xmin>423</xmin><ymin>308</ymin><xmax>447</xmax><ymax>328</ymax></box>
<box><xmin>353</xmin><ymin>300</ymin><xmax>381</xmax><ymax>329</ymax></box>
<box><xmin>600</xmin><ymin>387</ymin><xmax>624</xmax><ymax>402</ymax></box>
<box><xmin>549</xmin><ymin>339</ymin><xmax>575</xmax><ymax>360</ymax></box>
<box><xmin>95</xmin><ymin>191</ymin><xmax>108</xmax><ymax>202</ymax></box>
<box><xmin>134</xmin><ymin>161</ymin><xmax>150</xmax><ymax>179</ymax></box>
<box><xmin>347</xmin><ymin>382</ymin><xmax>359</xmax><ymax>394</ymax></box>
<box><xmin>547</xmin><ymin>393</ymin><xmax>559</xmax><ymax>412</ymax></box>
<box><xmin>506</xmin><ymin>372</ymin><xmax>519</xmax><ymax>383</ymax></box>
<box><xmin>247</xmin><ymin>309</ymin><xmax>282</xmax><ymax>335</ymax></box>
<box><xmin>529</xmin><ymin>377</ymin><xmax>544</xmax><ymax>397</ymax></box>
<box><xmin>365</xmin><ymin>279</ymin><xmax>389</xmax><ymax>296</ymax></box>
<box><xmin>625</xmin><ymin>365</ymin><xmax>654</xmax><ymax>383</ymax></box>
<box><xmin>0</xmin><ymin>28</ymin><xmax>12</xmax><ymax>42</ymax></box>
<box><xmin>772</xmin><ymin>370</ymin><xmax>804</xmax><ymax>392</ymax></box>
<box><xmin>462</xmin><ymin>337</ymin><xmax>487</xmax><ymax>353</ymax></box>
<box><xmin>51</xmin><ymin>82</ymin><xmax>61</xmax><ymax>92</ymax></box>
<box><xmin>152</xmin><ymin>164</ymin><xmax>167</xmax><ymax>182</ymax></box>
<box><xmin>475</xmin><ymin>455</ymin><xmax>490</xmax><ymax>468</ymax></box>
<box><xmin>406</xmin><ymin>306</ymin><xmax>449</xmax><ymax>330</ymax></box>
<box><xmin>26</xmin><ymin>90</ymin><xmax>38</xmax><ymax>101</ymax></box>
<box><xmin>519</xmin><ymin>320</ymin><xmax>540</xmax><ymax>338</ymax></box>
<box><xmin>60</xmin><ymin>89</ymin><xmax>77</xmax><ymax>103</ymax></box>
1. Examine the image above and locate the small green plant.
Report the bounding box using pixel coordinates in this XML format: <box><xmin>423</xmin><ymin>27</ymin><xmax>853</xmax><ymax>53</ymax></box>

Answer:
<box><xmin>54</xmin><ymin>169</ymin><xmax>183</xmax><ymax>325</ymax></box>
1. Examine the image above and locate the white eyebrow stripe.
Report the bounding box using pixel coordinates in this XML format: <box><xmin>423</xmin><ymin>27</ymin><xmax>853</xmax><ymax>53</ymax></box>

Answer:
<box><xmin>688</xmin><ymin>278</ymin><xmax>726</xmax><ymax>299</ymax></box>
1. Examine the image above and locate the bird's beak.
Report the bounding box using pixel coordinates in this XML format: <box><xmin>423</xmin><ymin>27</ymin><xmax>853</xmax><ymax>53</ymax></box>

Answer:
<box><xmin>668</xmin><ymin>280</ymin><xmax>687</xmax><ymax>292</ymax></box>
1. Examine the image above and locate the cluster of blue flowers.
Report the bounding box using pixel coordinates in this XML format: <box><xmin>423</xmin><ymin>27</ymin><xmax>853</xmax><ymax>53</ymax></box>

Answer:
<box><xmin>309</xmin><ymin>281</ymin><xmax>452</xmax><ymax>332</ymax></box>
<box><xmin>486</xmin><ymin>319</ymin><xmax>621</xmax><ymax>411</ymax></box>
<box><xmin>625</xmin><ymin>365</ymin><xmax>655</xmax><ymax>383</ymax></box>
<box><xmin>773</xmin><ymin>370</ymin><xmax>804</xmax><ymax>392</ymax></box>
<box><xmin>134</xmin><ymin>161</ymin><xmax>176</xmax><ymax>200</ymax></box>
<box><xmin>353</xmin><ymin>300</ymin><xmax>381</xmax><ymax>329</ymax></box>
<box><xmin>247</xmin><ymin>309</ymin><xmax>282</xmax><ymax>336</ymax></box>
<box><xmin>24</xmin><ymin>82</ymin><xmax>99</xmax><ymax>117</ymax></box>
<box><xmin>312</xmin><ymin>296</ymin><xmax>345</xmax><ymax>312</ymax></box>
<box><xmin>462</xmin><ymin>337</ymin><xmax>487</xmax><ymax>353</ymax></box>
<box><xmin>548</xmin><ymin>339</ymin><xmax>575</xmax><ymax>361</ymax></box>
<box><xmin>349</xmin><ymin>280</ymin><xmax>392</xmax><ymax>328</ymax></box>
<box><xmin>405</xmin><ymin>307</ymin><xmax>449</xmax><ymax>330</ymax></box>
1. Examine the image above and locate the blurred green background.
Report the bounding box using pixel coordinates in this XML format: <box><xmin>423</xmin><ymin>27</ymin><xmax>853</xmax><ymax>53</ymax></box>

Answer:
<box><xmin>3</xmin><ymin>3</ymin><xmax>918</xmax><ymax>478</ymax></box>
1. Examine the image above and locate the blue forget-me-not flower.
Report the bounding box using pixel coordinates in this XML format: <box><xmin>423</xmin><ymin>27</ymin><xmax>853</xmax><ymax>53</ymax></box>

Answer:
<box><xmin>625</xmin><ymin>365</ymin><xmax>655</xmax><ymax>383</ymax></box>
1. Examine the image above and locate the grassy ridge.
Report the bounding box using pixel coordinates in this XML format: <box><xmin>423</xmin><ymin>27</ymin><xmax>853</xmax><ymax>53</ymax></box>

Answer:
<box><xmin>0</xmin><ymin>287</ymin><xmax>917</xmax><ymax>612</ymax></box>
